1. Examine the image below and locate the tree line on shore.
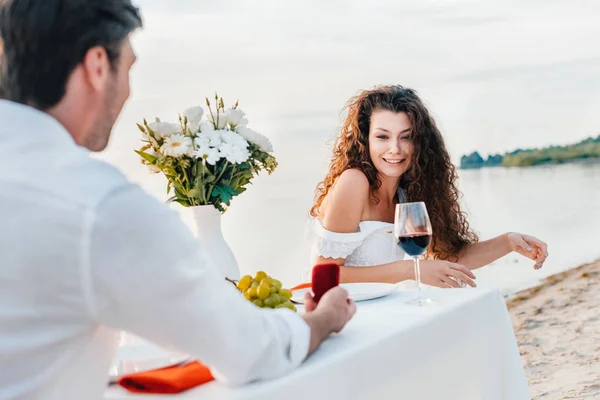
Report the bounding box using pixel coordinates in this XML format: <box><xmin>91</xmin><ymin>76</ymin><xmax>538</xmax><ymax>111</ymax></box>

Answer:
<box><xmin>460</xmin><ymin>135</ymin><xmax>600</xmax><ymax>169</ymax></box>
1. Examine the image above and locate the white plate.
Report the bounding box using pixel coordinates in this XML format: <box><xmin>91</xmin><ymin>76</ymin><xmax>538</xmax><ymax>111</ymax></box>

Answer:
<box><xmin>292</xmin><ymin>282</ymin><xmax>398</xmax><ymax>304</ymax></box>
<box><xmin>108</xmin><ymin>334</ymin><xmax>189</xmax><ymax>383</ymax></box>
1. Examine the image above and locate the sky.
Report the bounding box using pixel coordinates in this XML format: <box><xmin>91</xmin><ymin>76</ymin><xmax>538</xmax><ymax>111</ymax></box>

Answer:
<box><xmin>103</xmin><ymin>0</ymin><xmax>600</xmax><ymax>171</ymax></box>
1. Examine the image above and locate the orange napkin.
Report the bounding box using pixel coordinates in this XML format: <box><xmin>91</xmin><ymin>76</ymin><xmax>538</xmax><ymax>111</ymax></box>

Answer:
<box><xmin>290</xmin><ymin>282</ymin><xmax>311</xmax><ymax>292</ymax></box>
<box><xmin>118</xmin><ymin>361</ymin><xmax>214</xmax><ymax>394</ymax></box>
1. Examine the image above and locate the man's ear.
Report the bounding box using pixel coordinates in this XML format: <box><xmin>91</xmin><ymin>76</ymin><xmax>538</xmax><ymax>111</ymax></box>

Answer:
<box><xmin>81</xmin><ymin>46</ymin><xmax>111</xmax><ymax>92</ymax></box>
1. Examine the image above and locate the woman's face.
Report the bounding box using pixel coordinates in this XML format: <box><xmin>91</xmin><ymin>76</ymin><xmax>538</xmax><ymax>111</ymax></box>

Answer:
<box><xmin>368</xmin><ymin>110</ymin><xmax>414</xmax><ymax>180</ymax></box>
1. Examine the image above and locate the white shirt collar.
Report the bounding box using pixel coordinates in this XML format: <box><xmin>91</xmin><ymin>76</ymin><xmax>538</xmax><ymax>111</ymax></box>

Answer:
<box><xmin>0</xmin><ymin>99</ymin><xmax>76</xmax><ymax>146</ymax></box>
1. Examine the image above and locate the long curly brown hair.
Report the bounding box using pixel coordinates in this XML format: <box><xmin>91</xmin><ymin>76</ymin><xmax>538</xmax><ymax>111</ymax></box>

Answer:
<box><xmin>310</xmin><ymin>85</ymin><xmax>478</xmax><ymax>261</ymax></box>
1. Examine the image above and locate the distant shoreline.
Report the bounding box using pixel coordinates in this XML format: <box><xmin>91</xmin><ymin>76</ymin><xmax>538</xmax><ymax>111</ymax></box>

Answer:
<box><xmin>461</xmin><ymin>156</ymin><xmax>600</xmax><ymax>170</ymax></box>
<box><xmin>460</xmin><ymin>135</ymin><xmax>600</xmax><ymax>169</ymax></box>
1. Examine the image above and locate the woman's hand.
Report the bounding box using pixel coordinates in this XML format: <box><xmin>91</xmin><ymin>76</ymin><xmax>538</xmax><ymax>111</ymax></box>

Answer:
<box><xmin>418</xmin><ymin>260</ymin><xmax>477</xmax><ymax>288</ymax></box>
<box><xmin>507</xmin><ymin>233</ymin><xmax>548</xmax><ymax>270</ymax></box>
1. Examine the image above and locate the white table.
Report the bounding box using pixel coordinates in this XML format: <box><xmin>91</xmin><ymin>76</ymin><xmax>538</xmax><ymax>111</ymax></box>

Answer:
<box><xmin>106</xmin><ymin>288</ymin><xmax>530</xmax><ymax>400</ymax></box>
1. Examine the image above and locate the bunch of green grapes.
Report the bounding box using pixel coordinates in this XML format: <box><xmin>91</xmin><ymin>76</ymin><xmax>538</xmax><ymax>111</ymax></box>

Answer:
<box><xmin>236</xmin><ymin>271</ymin><xmax>296</xmax><ymax>312</ymax></box>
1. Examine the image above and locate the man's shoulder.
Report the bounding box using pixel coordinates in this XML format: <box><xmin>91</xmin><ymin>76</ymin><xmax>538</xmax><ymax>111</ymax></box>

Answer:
<box><xmin>8</xmin><ymin>144</ymin><xmax>133</xmax><ymax>211</ymax></box>
<box><xmin>60</xmin><ymin>150</ymin><xmax>132</xmax><ymax>208</ymax></box>
<box><xmin>0</xmin><ymin>101</ymin><xmax>133</xmax><ymax>210</ymax></box>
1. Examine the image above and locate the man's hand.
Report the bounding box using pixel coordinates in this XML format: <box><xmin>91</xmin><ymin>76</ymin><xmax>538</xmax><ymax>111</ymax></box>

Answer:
<box><xmin>301</xmin><ymin>286</ymin><xmax>356</xmax><ymax>354</ymax></box>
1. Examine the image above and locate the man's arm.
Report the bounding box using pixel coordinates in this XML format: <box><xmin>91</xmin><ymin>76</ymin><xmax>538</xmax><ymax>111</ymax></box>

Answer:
<box><xmin>87</xmin><ymin>184</ymin><xmax>353</xmax><ymax>384</ymax></box>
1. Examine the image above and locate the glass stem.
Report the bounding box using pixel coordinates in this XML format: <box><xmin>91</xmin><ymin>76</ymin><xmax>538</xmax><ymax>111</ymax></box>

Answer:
<box><xmin>414</xmin><ymin>256</ymin><xmax>422</xmax><ymax>301</ymax></box>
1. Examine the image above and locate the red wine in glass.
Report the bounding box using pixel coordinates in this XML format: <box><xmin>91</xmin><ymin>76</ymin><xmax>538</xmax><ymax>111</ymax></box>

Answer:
<box><xmin>398</xmin><ymin>233</ymin><xmax>431</xmax><ymax>257</ymax></box>
<box><xmin>394</xmin><ymin>202</ymin><xmax>434</xmax><ymax>306</ymax></box>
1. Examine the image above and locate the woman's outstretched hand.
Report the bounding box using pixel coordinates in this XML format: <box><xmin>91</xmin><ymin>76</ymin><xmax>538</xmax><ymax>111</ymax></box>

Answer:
<box><xmin>507</xmin><ymin>233</ymin><xmax>548</xmax><ymax>270</ymax></box>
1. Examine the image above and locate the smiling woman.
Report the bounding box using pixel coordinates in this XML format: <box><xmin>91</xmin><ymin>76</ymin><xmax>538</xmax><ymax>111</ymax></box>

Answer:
<box><xmin>306</xmin><ymin>85</ymin><xmax>548</xmax><ymax>288</ymax></box>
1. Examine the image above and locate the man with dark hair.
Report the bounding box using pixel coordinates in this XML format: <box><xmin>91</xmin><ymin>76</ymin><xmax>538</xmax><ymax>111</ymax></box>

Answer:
<box><xmin>0</xmin><ymin>35</ymin><xmax>4</xmax><ymax>98</ymax></box>
<box><xmin>0</xmin><ymin>1</ymin><xmax>356</xmax><ymax>399</ymax></box>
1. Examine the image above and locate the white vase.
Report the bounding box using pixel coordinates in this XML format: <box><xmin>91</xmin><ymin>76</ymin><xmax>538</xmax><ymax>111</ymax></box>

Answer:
<box><xmin>189</xmin><ymin>205</ymin><xmax>240</xmax><ymax>280</ymax></box>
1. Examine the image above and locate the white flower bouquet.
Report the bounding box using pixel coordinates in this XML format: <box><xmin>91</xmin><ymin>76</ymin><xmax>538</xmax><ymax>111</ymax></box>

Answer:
<box><xmin>135</xmin><ymin>95</ymin><xmax>278</xmax><ymax>212</ymax></box>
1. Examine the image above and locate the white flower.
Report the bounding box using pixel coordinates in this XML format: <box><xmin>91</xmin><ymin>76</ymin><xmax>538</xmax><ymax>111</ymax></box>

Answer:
<box><xmin>224</xmin><ymin>108</ymin><xmax>246</xmax><ymax>127</ymax></box>
<box><xmin>160</xmin><ymin>134</ymin><xmax>193</xmax><ymax>157</ymax></box>
<box><xmin>186</xmin><ymin>121</ymin><xmax>200</xmax><ymax>134</ymax></box>
<box><xmin>204</xmin><ymin>130</ymin><xmax>222</xmax><ymax>148</ymax></box>
<box><xmin>194</xmin><ymin>129</ymin><xmax>222</xmax><ymax>149</ymax></box>
<box><xmin>235</xmin><ymin>126</ymin><xmax>273</xmax><ymax>153</ymax></box>
<box><xmin>193</xmin><ymin>145</ymin><xmax>221</xmax><ymax>165</ymax></box>
<box><xmin>217</xmin><ymin>130</ymin><xmax>249</xmax><ymax>163</ymax></box>
<box><xmin>237</xmin><ymin>117</ymin><xmax>249</xmax><ymax>127</ymax></box>
<box><xmin>218</xmin><ymin>142</ymin><xmax>250</xmax><ymax>164</ymax></box>
<box><xmin>220</xmin><ymin>129</ymin><xmax>248</xmax><ymax>149</ymax></box>
<box><xmin>193</xmin><ymin>136</ymin><xmax>210</xmax><ymax>149</ymax></box>
<box><xmin>237</xmin><ymin>147</ymin><xmax>251</xmax><ymax>163</ymax></box>
<box><xmin>148</xmin><ymin>121</ymin><xmax>181</xmax><ymax>139</ymax></box>
<box><xmin>183</xmin><ymin>106</ymin><xmax>204</xmax><ymax>133</ymax></box>
<box><xmin>199</xmin><ymin>121</ymin><xmax>215</xmax><ymax>133</ymax></box>
<box><xmin>227</xmin><ymin>147</ymin><xmax>250</xmax><ymax>164</ymax></box>
<box><xmin>214</xmin><ymin>112</ymin><xmax>228</xmax><ymax>129</ymax></box>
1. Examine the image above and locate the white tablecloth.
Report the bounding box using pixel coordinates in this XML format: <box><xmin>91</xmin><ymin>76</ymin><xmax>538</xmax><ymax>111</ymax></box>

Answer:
<box><xmin>105</xmin><ymin>288</ymin><xmax>530</xmax><ymax>400</ymax></box>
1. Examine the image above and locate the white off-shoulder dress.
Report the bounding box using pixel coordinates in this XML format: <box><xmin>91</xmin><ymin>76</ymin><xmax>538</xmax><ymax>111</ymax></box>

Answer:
<box><xmin>307</xmin><ymin>219</ymin><xmax>406</xmax><ymax>268</ymax></box>
<box><xmin>305</xmin><ymin>188</ymin><xmax>409</xmax><ymax>280</ymax></box>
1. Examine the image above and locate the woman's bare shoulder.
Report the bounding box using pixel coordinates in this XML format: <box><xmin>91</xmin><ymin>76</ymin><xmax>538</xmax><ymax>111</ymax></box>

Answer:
<box><xmin>320</xmin><ymin>169</ymin><xmax>370</xmax><ymax>232</ymax></box>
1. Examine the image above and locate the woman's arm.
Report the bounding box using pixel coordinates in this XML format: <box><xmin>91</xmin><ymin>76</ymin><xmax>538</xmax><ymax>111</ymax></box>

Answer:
<box><xmin>313</xmin><ymin>255</ymin><xmax>476</xmax><ymax>288</ymax></box>
<box><xmin>456</xmin><ymin>233</ymin><xmax>548</xmax><ymax>270</ymax></box>
<box><xmin>341</xmin><ymin>261</ymin><xmax>412</xmax><ymax>283</ymax></box>
<box><xmin>454</xmin><ymin>234</ymin><xmax>512</xmax><ymax>270</ymax></box>
<box><xmin>312</xmin><ymin>255</ymin><xmax>412</xmax><ymax>284</ymax></box>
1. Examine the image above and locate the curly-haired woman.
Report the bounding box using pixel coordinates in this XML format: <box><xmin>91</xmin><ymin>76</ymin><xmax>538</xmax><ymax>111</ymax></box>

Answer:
<box><xmin>307</xmin><ymin>85</ymin><xmax>548</xmax><ymax>288</ymax></box>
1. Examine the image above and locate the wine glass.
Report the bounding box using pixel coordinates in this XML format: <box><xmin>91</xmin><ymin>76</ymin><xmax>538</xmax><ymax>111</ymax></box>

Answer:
<box><xmin>394</xmin><ymin>202</ymin><xmax>434</xmax><ymax>306</ymax></box>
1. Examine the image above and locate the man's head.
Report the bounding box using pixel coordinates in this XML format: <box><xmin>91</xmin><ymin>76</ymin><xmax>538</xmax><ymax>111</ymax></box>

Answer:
<box><xmin>0</xmin><ymin>0</ymin><xmax>142</xmax><ymax>151</ymax></box>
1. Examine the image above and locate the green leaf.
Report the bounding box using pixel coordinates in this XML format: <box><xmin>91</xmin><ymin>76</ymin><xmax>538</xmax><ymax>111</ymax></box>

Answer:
<box><xmin>211</xmin><ymin>185</ymin><xmax>232</xmax><ymax>204</ymax></box>
<box><xmin>135</xmin><ymin>150</ymin><xmax>158</xmax><ymax>164</ymax></box>
<box><xmin>200</xmin><ymin>161</ymin><xmax>210</xmax><ymax>173</ymax></box>
<box><xmin>203</xmin><ymin>172</ymin><xmax>216</xmax><ymax>183</ymax></box>
<box><xmin>241</xmin><ymin>169</ymin><xmax>253</xmax><ymax>179</ymax></box>
<box><xmin>172</xmin><ymin>198</ymin><xmax>191</xmax><ymax>207</ymax></box>
<box><xmin>174</xmin><ymin>185</ymin><xmax>187</xmax><ymax>199</ymax></box>
<box><xmin>222</xmin><ymin>184</ymin><xmax>236</xmax><ymax>195</ymax></box>
<box><xmin>187</xmin><ymin>188</ymin><xmax>201</xmax><ymax>198</ymax></box>
<box><xmin>211</xmin><ymin>185</ymin><xmax>222</xmax><ymax>199</ymax></box>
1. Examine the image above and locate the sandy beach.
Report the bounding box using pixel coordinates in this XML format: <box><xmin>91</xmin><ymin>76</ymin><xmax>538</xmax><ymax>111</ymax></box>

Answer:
<box><xmin>507</xmin><ymin>259</ymin><xmax>600</xmax><ymax>399</ymax></box>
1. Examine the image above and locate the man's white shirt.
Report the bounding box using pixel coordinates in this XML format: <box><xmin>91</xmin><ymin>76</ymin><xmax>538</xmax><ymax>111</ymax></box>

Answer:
<box><xmin>0</xmin><ymin>100</ymin><xmax>310</xmax><ymax>400</ymax></box>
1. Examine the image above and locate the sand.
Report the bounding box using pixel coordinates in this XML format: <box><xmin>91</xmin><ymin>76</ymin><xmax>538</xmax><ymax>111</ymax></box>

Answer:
<box><xmin>507</xmin><ymin>260</ymin><xmax>600</xmax><ymax>399</ymax></box>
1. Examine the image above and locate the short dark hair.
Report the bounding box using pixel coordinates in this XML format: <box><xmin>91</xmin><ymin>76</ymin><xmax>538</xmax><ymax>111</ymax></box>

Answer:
<box><xmin>0</xmin><ymin>0</ymin><xmax>142</xmax><ymax>109</ymax></box>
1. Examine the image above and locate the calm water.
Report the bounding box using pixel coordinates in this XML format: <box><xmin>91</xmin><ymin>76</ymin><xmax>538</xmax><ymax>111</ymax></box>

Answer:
<box><xmin>223</xmin><ymin>157</ymin><xmax>600</xmax><ymax>294</ymax></box>
<box><xmin>99</xmin><ymin>0</ymin><xmax>600</xmax><ymax>293</ymax></box>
